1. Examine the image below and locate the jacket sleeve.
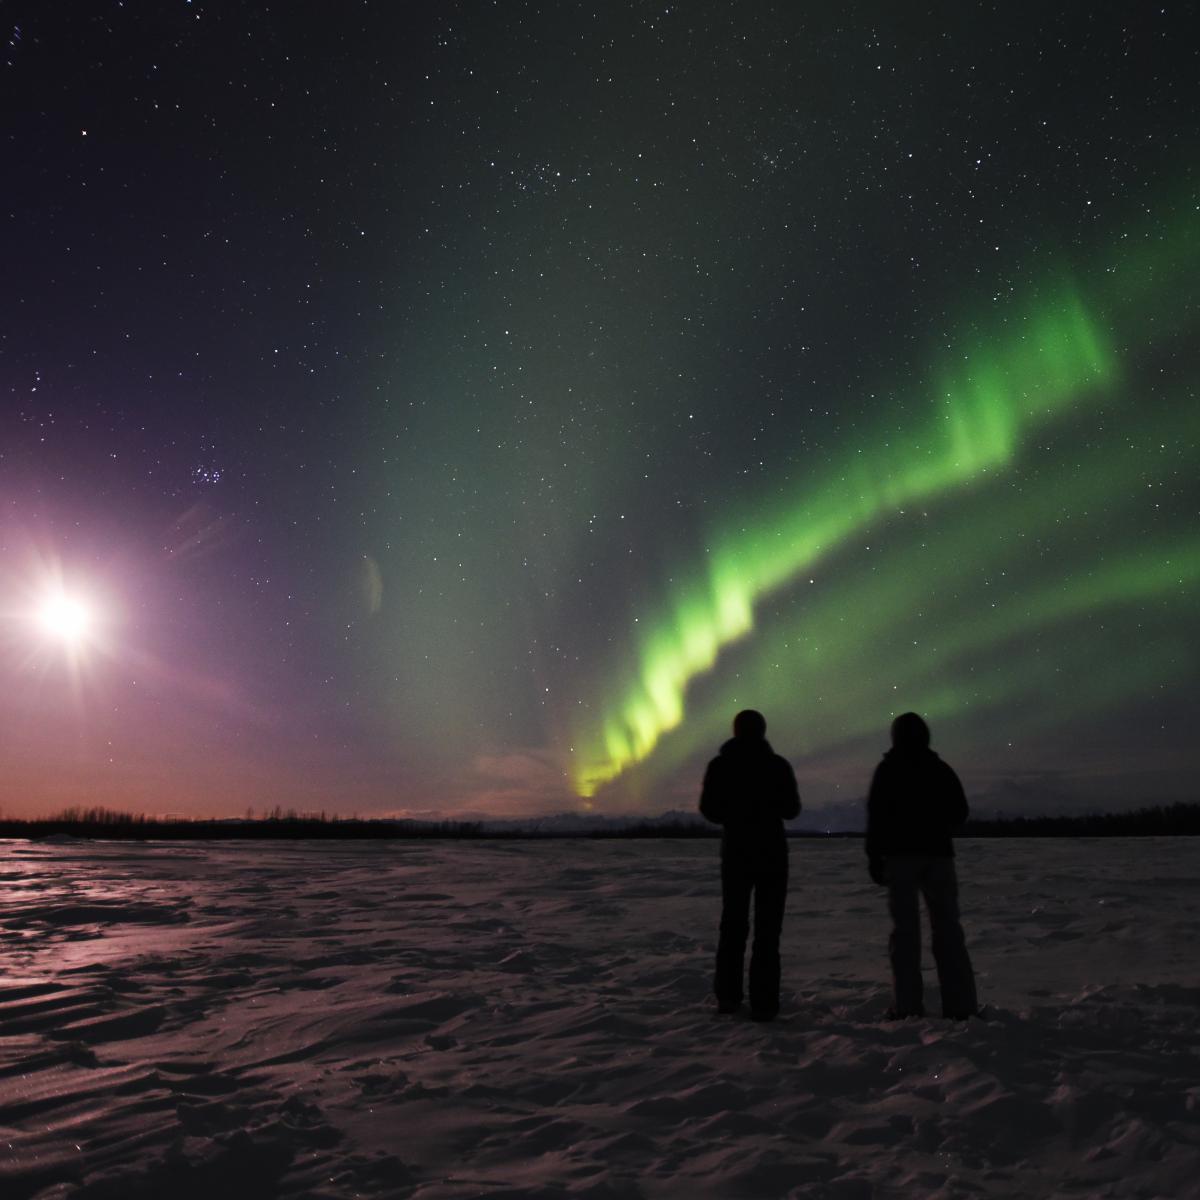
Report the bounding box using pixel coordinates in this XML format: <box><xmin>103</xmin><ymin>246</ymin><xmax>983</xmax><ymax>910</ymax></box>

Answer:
<box><xmin>777</xmin><ymin>759</ymin><xmax>801</xmax><ymax>820</ymax></box>
<box><xmin>940</xmin><ymin>763</ymin><xmax>969</xmax><ymax>830</ymax></box>
<box><xmin>699</xmin><ymin>759</ymin><xmax>726</xmax><ymax>824</ymax></box>
<box><xmin>864</xmin><ymin>763</ymin><xmax>886</xmax><ymax>859</ymax></box>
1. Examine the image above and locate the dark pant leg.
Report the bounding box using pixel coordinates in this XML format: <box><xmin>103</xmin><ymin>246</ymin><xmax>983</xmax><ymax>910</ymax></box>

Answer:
<box><xmin>715</xmin><ymin>863</ymin><xmax>752</xmax><ymax>1005</ymax></box>
<box><xmin>748</xmin><ymin>868</ymin><xmax>787</xmax><ymax>1017</ymax></box>
<box><xmin>886</xmin><ymin>858</ymin><xmax>924</xmax><ymax>1016</ymax></box>
<box><xmin>921</xmin><ymin>858</ymin><xmax>978</xmax><ymax>1018</ymax></box>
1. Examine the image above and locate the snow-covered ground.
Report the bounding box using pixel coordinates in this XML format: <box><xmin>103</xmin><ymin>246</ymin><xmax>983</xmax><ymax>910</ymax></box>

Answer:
<box><xmin>1</xmin><ymin>836</ymin><xmax>1198</xmax><ymax>1199</ymax></box>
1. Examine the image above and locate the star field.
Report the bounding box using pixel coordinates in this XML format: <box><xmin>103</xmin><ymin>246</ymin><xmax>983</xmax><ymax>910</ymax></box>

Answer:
<box><xmin>1</xmin><ymin>3</ymin><xmax>1196</xmax><ymax>819</ymax></box>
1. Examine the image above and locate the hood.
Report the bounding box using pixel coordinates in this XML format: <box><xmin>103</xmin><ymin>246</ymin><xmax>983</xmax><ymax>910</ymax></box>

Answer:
<box><xmin>883</xmin><ymin>746</ymin><xmax>941</xmax><ymax>763</ymax></box>
<box><xmin>720</xmin><ymin>736</ymin><xmax>775</xmax><ymax>757</ymax></box>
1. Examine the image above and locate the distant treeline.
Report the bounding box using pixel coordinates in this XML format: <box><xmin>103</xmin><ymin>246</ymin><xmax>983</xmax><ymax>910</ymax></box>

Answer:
<box><xmin>0</xmin><ymin>802</ymin><xmax>1197</xmax><ymax>841</ymax></box>
<box><xmin>961</xmin><ymin>802</ymin><xmax>1200</xmax><ymax>838</ymax></box>
<box><xmin>5</xmin><ymin>809</ymin><xmax>712</xmax><ymax>840</ymax></box>
<box><xmin>0</xmin><ymin>806</ymin><xmax>487</xmax><ymax>841</ymax></box>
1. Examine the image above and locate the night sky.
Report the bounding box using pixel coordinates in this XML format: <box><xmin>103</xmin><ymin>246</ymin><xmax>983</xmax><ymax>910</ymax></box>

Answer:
<box><xmin>3</xmin><ymin>3</ymin><xmax>1196</xmax><ymax>821</ymax></box>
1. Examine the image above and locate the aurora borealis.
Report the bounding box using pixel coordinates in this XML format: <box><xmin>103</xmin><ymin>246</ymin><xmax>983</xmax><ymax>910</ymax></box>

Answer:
<box><xmin>2</xmin><ymin>4</ymin><xmax>1196</xmax><ymax>819</ymax></box>
<box><xmin>570</xmin><ymin>209</ymin><xmax>1200</xmax><ymax>797</ymax></box>
<box><xmin>572</xmin><ymin>281</ymin><xmax>1117</xmax><ymax>794</ymax></box>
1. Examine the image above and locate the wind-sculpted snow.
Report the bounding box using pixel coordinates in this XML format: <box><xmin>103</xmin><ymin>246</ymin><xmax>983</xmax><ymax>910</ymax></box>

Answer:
<box><xmin>1</xmin><ymin>838</ymin><xmax>1199</xmax><ymax>1198</ymax></box>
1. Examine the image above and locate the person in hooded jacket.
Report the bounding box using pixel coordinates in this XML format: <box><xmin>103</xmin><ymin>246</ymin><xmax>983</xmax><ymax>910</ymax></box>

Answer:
<box><xmin>866</xmin><ymin>711</ymin><xmax>978</xmax><ymax>1020</ymax></box>
<box><xmin>699</xmin><ymin>709</ymin><xmax>801</xmax><ymax>1020</ymax></box>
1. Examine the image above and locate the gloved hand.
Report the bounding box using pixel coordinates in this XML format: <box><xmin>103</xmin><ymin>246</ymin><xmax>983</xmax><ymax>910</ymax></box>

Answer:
<box><xmin>868</xmin><ymin>855</ymin><xmax>886</xmax><ymax>886</ymax></box>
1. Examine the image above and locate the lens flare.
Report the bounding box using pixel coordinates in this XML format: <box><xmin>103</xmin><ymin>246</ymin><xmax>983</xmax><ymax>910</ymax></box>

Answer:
<box><xmin>37</xmin><ymin>592</ymin><xmax>94</xmax><ymax>645</ymax></box>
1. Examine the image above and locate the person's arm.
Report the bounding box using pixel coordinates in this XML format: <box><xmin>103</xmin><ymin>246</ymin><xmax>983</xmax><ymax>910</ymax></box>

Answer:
<box><xmin>865</xmin><ymin>763</ymin><xmax>887</xmax><ymax>884</ymax></box>
<box><xmin>699</xmin><ymin>759</ymin><xmax>726</xmax><ymax>824</ymax></box>
<box><xmin>940</xmin><ymin>762</ymin><xmax>969</xmax><ymax>831</ymax></box>
<box><xmin>777</xmin><ymin>759</ymin><xmax>801</xmax><ymax>820</ymax></box>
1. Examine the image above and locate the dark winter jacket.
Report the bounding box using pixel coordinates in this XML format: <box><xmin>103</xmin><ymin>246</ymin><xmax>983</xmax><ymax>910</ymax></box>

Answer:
<box><xmin>699</xmin><ymin>736</ymin><xmax>801</xmax><ymax>866</ymax></box>
<box><xmin>865</xmin><ymin>747</ymin><xmax>968</xmax><ymax>862</ymax></box>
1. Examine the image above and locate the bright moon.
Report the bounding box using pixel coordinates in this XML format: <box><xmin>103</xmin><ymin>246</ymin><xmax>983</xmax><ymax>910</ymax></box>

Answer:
<box><xmin>38</xmin><ymin>593</ymin><xmax>93</xmax><ymax>644</ymax></box>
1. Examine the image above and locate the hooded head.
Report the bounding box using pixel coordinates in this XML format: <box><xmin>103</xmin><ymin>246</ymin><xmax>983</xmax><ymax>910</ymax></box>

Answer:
<box><xmin>732</xmin><ymin>709</ymin><xmax>767</xmax><ymax>740</ymax></box>
<box><xmin>890</xmin><ymin>711</ymin><xmax>931</xmax><ymax>750</ymax></box>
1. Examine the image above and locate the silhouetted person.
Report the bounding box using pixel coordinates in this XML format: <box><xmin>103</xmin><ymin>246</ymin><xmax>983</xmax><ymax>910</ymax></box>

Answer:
<box><xmin>866</xmin><ymin>712</ymin><xmax>978</xmax><ymax>1020</ymax></box>
<box><xmin>700</xmin><ymin>709</ymin><xmax>801</xmax><ymax>1020</ymax></box>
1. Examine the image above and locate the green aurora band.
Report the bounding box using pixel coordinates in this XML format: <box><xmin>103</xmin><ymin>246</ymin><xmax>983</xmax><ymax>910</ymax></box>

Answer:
<box><xmin>570</xmin><ymin>214</ymin><xmax>1198</xmax><ymax>798</ymax></box>
<box><xmin>626</xmin><ymin>386</ymin><xmax>1199</xmax><ymax>797</ymax></box>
